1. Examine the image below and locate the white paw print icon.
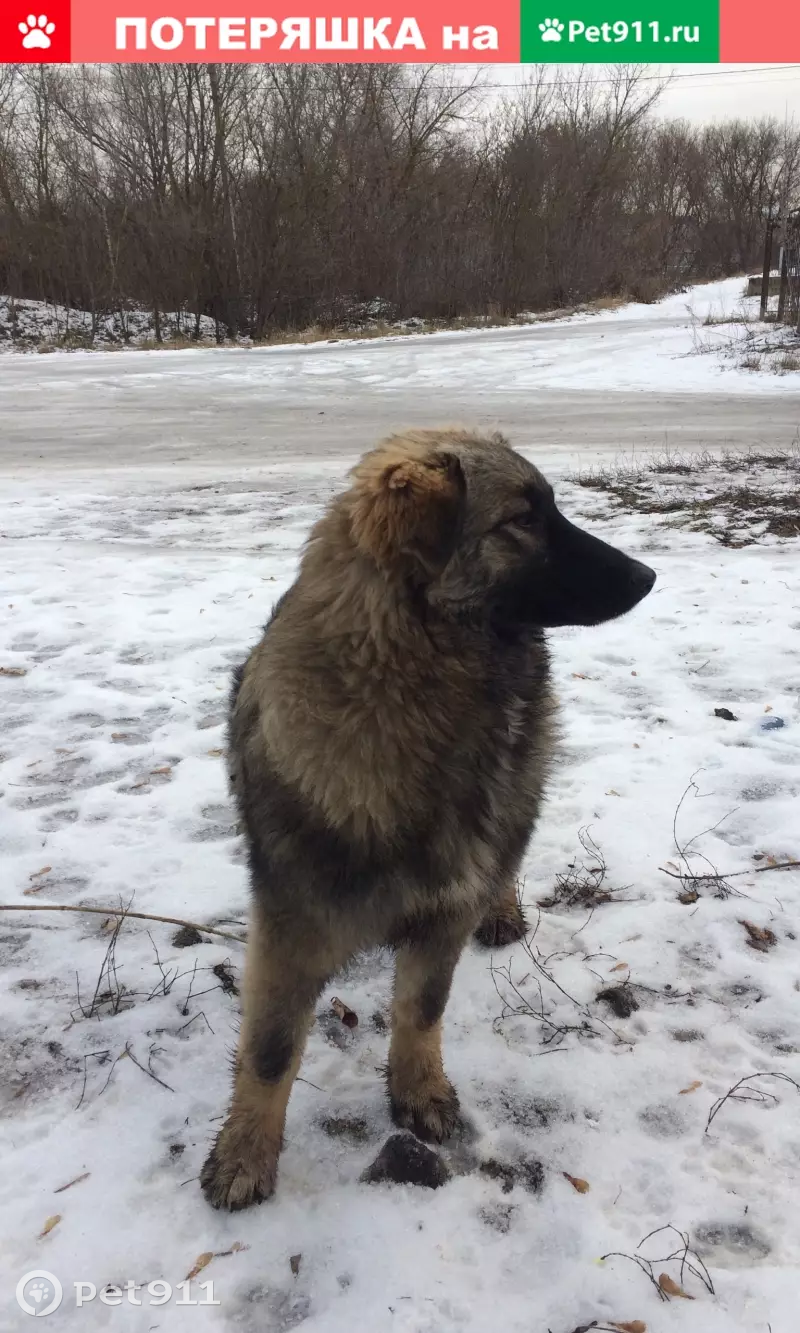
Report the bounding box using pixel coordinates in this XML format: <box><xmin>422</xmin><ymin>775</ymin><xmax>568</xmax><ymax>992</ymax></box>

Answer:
<box><xmin>19</xmin><ymin>14</ymin><xmax>56</xmax><ymax>49</ymax></box>
<box><xmin>16</xmin><ymin>1270</ymin><xmax>64</xmax><ymax>1317</ymax></box>
<box><xmin>539</xmin><ymin>17</ymin><xmax>565</xmax><ymax>41</ymax></box>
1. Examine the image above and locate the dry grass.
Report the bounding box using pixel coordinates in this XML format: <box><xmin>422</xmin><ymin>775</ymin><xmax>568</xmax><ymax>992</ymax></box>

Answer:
<box><xmin>589</xmin><ymin>293</ymin><xmax>630</xmax><ymax>312</ymax></box>
<box><xmin>702</xmin><ymin>312</ymin><xmax>751</xmax><ymax>327</ymax></box>
<box><xmin>537</xmin><ymin>829</ymin><xmax>626</xmax><ymax>912</ymax></box>
<box><xmin>573</xmin><ymin>445</ymin><xmax>800</xmax><ymax>545</ymax></box>
<box><xmin>132</xmin><ymin>334</ymin><xmax>207</xmax><ymax>351</ymax></box>
<box><xmin>25</xmin><ymin>290</ymin><xmax>665</xmax><ymax>356</ymax></box>
<box><xmin>740</xmin><ymin>351</ymin><xmax>763</xmax><ymax>371</ymax></box>
<box><xmin>775</xmin><ymin>350</ymin><xmax>800</xmax><ymax>374</ymax></box>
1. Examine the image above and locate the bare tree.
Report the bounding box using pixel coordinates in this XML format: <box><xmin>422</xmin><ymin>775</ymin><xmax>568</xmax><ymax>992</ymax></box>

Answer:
<box><xmin>0</xmin><ymin>63</ymin><xmax>795</xmax><ymax>345</ymax></box>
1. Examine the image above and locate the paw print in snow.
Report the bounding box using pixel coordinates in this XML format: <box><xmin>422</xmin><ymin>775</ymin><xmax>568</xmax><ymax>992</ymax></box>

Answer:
<box><xmin>29</xmin><ymin>1280</ymin><xmax>52</xmax><ymax>1305</ymax></box>
<box><xmin>19</xmin><ymin>14</ymin><xmax>56</xmax><ymax>49</ymax></box>
<box><xmin>539</xmin><ymin>18</ymin><xmax>565</xmax><ymax>41</ymax></box>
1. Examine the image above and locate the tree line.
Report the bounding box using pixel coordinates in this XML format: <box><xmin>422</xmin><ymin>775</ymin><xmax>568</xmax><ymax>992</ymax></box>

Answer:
<box><xmin>0</xmin><ymin>63</ymin><xmax>797</xmax><ymax>341</ymax></box>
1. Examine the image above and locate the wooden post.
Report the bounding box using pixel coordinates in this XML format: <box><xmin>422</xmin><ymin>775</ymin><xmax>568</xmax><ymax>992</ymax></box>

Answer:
<box><xmin>790</xmin><ymin>236</ymin><xmax>800</xmax><ymax>327</ymax></box>
<box><xmin>777</xmin><ymin>243</ymin><xmax>789</xmax><ymax>324</ymax></box>
<box><xmin>760</xmin><ymin>217</ymin><xmax>773</xmax><ymax>320</ymax></box>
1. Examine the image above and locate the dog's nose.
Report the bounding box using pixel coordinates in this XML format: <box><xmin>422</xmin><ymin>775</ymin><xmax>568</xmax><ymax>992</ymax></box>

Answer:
<box><xmin>630</xmin><ymin>561</ymin><xmax>656</xmax><ymax>597</ymax></box>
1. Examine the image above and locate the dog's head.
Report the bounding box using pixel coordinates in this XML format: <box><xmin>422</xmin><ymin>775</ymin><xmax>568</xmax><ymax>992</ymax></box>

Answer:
<box><xmin>345</xmin><ymin>429</ymin><xmax>655</xmax><ymax>629</ymax></box>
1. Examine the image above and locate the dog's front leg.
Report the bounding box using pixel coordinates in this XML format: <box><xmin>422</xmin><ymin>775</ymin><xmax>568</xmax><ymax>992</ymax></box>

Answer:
<box><xmin>201</xmin><ymin>906</ymin><xmax>331</xmax><ymax>1210</ymax></box>
<box><xmin>388</xmin><ymin>918</ymin><xmax>470</xmax><ymax>1142</ymax></box>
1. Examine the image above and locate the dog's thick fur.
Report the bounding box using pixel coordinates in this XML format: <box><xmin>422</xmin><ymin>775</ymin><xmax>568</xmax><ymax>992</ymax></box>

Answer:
<box><xmin>201</xmin><ymin>429</ymin><xmax>656</xmax><ymax>1210</ymax></box>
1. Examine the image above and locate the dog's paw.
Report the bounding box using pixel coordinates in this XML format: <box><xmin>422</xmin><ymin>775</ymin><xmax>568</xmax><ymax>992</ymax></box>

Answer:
<box><xmin>390</xmin><ymin>1079</ymin><xmax>461</xmax><ymax>1143</ymax></box>
<box><xmin>473</xmin><ymin>904</ymin><xmax>528</xmax><ymax>949</ymax></box>
<box><xmin>200</xmin><ymin>1129</ymin><xmax>278</xmax><ymax>1211</ymax></box>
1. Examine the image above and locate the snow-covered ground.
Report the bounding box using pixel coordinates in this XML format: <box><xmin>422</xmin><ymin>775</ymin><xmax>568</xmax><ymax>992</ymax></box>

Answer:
<box><xmin>0</xmin><ymin>295</ymin><xmax>222</xmax><ymax>349</ymax></box>
<box><xmin>1</xmin><ymin>278</ymin><xmax>799</xmax><ymax>397</ymax></box>
<box><xmin>1</xmin><ymin>282</ymin><xmax>799</xmax><ymax>1333</ymax></box>
<box><xmin>2</xmin><ymin>278</ymin><xmax>800</xmax><ymax>481</ymax></box>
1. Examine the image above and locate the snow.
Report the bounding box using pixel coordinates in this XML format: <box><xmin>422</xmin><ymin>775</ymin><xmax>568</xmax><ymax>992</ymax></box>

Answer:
<box><xmin>1</xmin><ymin>284</ymin><xmax>799</xmax><ymax>1333</ymax></box>
<box><xmin>0</xmin><ymin>295</ymin><xmax>221</xmax><ymax>349</ymax></box>
<box><xmin>2</xmin><ymin>278</ymin><xmax>800</xmax><ymax>398</ymax></box>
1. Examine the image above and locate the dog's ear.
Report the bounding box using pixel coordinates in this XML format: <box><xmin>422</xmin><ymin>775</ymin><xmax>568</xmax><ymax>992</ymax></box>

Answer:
<box><xmin>348</xmin><ymin>445</ymin><xmax>465</xmax><ymax>577</ymax></box>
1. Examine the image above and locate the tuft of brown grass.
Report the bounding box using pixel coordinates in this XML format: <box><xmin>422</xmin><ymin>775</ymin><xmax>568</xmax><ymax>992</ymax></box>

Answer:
<box><xmin>134</xmin><ymin>334</ymin><xmax>206</xmax><ymax>351</ymax></box>
<box><xmin>572</xmin><ymin>445</ymin><xmax>800</xmax><ymax>546</ymax></box>
<box><xmin>775</xmin><ymin>350</ymin><xmax>800</xmax><ymax>374</ymax></box>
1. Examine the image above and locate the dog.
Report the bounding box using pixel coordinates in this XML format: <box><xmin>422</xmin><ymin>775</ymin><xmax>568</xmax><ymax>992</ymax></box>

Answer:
<box><xmin>201</xmin><ymin>428</ymin><xmax>656</xmax><ymax>1210</ymax></box>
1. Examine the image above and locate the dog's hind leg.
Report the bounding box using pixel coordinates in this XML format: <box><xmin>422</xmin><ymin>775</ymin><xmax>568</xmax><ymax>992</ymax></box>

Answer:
<box><xmin>201</xmin><ymin>905</ymin><xmax>334</xmax><ymax>1210</ymax></box>
<box><xmin>388</xmin><ymin>918</ymin><xmax>470</xmax><ymax>1143</ymax></box>
<box><xmin>473</xmin><ymin>826</ymin><xmax>531</xmax><ymax>948</ymax></box>
<box><xmin>473</xmin><ymin>874</ymin><xmax>528</xmax><ymax>948</ymax></box>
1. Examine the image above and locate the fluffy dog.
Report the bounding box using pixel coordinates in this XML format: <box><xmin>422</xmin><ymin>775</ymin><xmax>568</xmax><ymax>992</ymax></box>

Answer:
<box><xmin>201</xmin><ymin>428</ymin><xmax>655</xmax><ymax>1209</ymax></box>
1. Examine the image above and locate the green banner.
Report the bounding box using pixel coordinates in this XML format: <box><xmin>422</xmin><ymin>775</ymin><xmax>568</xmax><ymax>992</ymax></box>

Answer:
<box><xmin>521</xmin><ymin>0</ymin><xmax>720</xmax><ymax>61</ymax></box>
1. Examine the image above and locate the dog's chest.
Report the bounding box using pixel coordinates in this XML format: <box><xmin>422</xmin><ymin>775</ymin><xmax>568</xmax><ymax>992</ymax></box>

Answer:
<box><xmin>504</xmin><ymin>693</ymin><xmax>528</xmax><ymax>741</ymax></box>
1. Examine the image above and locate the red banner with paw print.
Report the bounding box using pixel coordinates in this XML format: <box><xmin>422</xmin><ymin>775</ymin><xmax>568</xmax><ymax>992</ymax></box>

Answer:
<box><xmin>1</xmin><ymin>0</ymin><xmax>71</xmax><ymax>61</ymax></box>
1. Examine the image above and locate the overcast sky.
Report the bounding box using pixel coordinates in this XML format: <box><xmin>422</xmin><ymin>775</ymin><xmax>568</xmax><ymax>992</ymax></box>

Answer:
<box><xmin>467</xmin><ymin>64</ymin><xmax>800</xmax><ymax>123</ymax></box>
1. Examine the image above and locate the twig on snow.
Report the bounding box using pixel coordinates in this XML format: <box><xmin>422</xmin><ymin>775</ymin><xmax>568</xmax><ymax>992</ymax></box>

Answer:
<box><xmin>705</xmin><ymin>1071</ymin><xmax>800</xmax><ymax>1133</ymax></box>
<box><xmin>76</xmin><ymin>1050</ymin><xmax>111</xmax><ymax>1109</ymax></box>
<box><xmin>660</xmin><ymin>860</ymin><xmax>799</xmax><ymax>882</ymax></box>
<box><xmin>601</xmin><ymin>1223</ymin><xmax>714</xmax><ymax>1300</ymax></box>
<box><xmin>124</xmin><ymin>1041</ymin><xmax>174</xmax><ymax>1093</ymax></box>
<box><xmin>0</xmin><ymin>903</ymin><xmax>246</xmax><ymax>943</ymax></box>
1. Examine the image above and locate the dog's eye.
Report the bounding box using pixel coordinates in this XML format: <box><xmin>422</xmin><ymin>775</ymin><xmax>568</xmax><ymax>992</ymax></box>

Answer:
<box><xmin>510</xmin><ymin>511</ymin><xmax>537</xmax><ymax>531</ymax></box>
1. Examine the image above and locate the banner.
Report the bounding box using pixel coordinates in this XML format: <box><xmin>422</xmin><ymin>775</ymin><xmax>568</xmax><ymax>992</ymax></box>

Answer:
<box><xmin>0</xmin><ymin>0</ymin><xmax>797</xmax><ymax>62</ymax></box>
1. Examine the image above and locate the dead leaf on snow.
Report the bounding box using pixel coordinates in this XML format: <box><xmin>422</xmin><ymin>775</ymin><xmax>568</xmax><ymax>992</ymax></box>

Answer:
<box><xmin>290</xmin><ymin>1254</ymin><xmax>302</xmax><ymax>1276</ymax></box>
<box><xmin>678</xmin><ymin>888</ymin><xmax>700</xmax><ymax>905</ymax></box>
<box><xmin>610</xmin><ymin>962</ymin><xmax>628</xmax><ymax>972</ymax></box>
<box><xmin>563</xmin><ymin>1172</ymin><xmax>590</xmax><ymax>1194</ymax></box>
<box><xmin>658</xmin><ymin>1273</ymin><xmax>694</xmax><ymax>1300</ymax></box>
<box><xmin>605</xmin><ymin>789</ymin><xmax>621</xmax><ymax>797</ymax></box>
<box><xmin>679</xmin><ymin>1081</ymin><xmax>702</xmax><ymax>1095</ymax></box>
<box><xmin>186</xmin><ymin>1252</ymin><xmax>214</xmax><ymax>1280</ymax></box>
<box><xmin>213</xmin><ymin>1241</ymin><xmax>250</xmax><ymax>1259</ymax></box>
<box><xmin>150</xmin><ymin>765</ymin><xmax>172</xmax><ymax>776</ymax></box>
<box><xmin>30</xmin><ymin>866</ymin><xmax>52</xmax><ymax>878</ymax></box>
<box><xmin>54</xmin><ymin>1172</ymin><xmax>90</xmax><ymax>1194</ymax></box>
<box><xmin>207</xmin><ymin>748</ymin><xmax>225</xmax><ymax>757</ymax></box>
<box><xmin>331</xmin><ymin>997</ymin><xmax>358</xmax><ymax>1029</ymax></box>
<box><xmin>739</xmin><ymin>920</ymin><xmax>777</xmax><ymax>952</ymax></box>
<box><xmin>38</xmin><ymin>1215</ymin><xmax>61</xmax><ymax>1239</ymax></box>
<box><xmin>612</xmin><ymin>1322</ymin><xmax>647</xmax><ymax>1332</ymax></box>
<box><xmin>0</xmin><ymin>665</ymin><xmax>27</xmax><ymax>676</ymax></box>
<box><xmin>110</xmin><ymin>732</ymin><xmax>129</xmax><ymax>742</ymax></box>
